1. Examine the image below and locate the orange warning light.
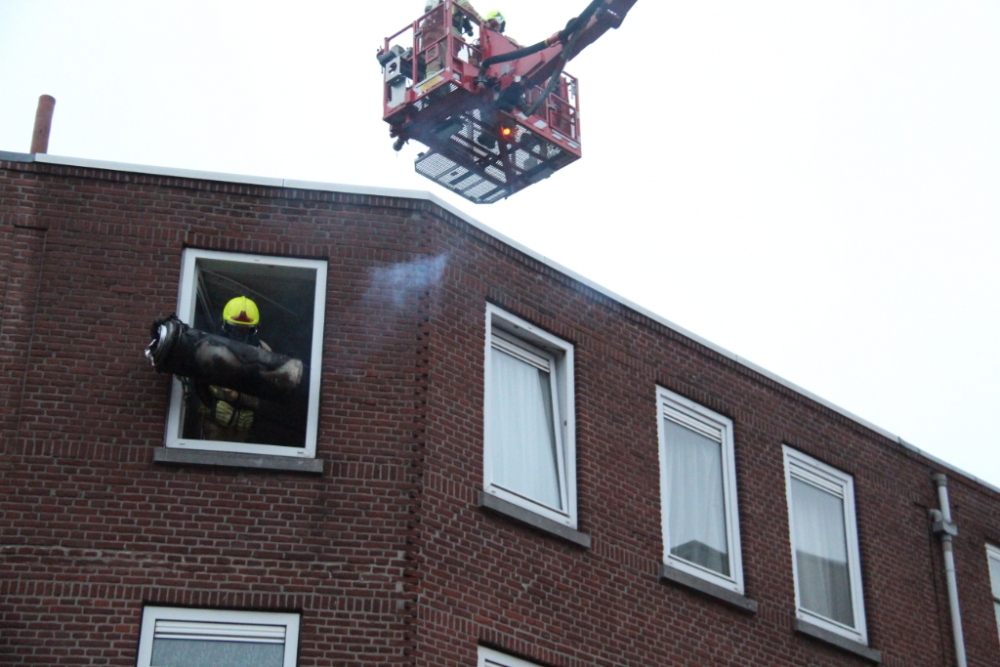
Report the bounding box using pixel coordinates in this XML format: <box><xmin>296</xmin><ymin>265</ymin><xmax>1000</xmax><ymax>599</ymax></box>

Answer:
<box><xmin>501</xmin><ymin>126</ymin><xmax>512</xmax><ymax>137</ymax></box>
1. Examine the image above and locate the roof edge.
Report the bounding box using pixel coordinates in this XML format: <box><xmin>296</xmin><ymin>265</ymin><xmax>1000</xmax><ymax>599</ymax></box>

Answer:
<box><xmin>5</xmin><ymin>151</ymin><xmax>996</xmax><ymax>496</ymax></box>
<box><xmin>0</xmin><ymin>150</ymin><xmax>36</xmax><ymax>163</ymax></box>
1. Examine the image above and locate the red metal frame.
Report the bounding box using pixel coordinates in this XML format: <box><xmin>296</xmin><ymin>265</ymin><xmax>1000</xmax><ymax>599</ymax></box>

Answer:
<box><xmin>378</xmin><ymin>1</ymin><xmax>585</xmax><ymax>204</ymax></box>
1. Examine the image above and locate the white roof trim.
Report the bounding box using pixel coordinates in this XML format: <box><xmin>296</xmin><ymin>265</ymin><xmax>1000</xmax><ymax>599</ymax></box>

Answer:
<box><xmin>11</xmin><ymin>151</ymin><xmax>998</xmax><ymax>496</ymax></box>
<box><xmin>34</xmin><ymin>153</ymin><xmax>286</xmax><ymax>187</ymax></box>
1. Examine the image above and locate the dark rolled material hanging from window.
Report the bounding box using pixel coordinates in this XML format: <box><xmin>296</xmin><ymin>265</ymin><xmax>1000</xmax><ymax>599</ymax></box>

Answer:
<box><xmin>145</xmin><ymin>315</ymin><xmax>307</xmax><ymax>403</ymax></box>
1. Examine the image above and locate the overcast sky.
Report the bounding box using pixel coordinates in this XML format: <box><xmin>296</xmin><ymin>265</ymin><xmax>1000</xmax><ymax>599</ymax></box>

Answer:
<box><xmin>2</xmin><ymin>1</ymin><xmax>998</xmax><ymax>488</ymax></box>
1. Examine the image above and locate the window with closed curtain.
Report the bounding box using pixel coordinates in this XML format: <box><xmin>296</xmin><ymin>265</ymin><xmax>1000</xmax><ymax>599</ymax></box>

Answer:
<box><xmin>790</xmin><ymin>477</ymin><xmax>854</xmax><ymax>626</ymax></box>
<box><xmin>483</xmin><ymin>304</ymin><xmax>576</xmax><ymax>528</ymax></box>
<box><xmin>658</xmin><ymin>387</ymin><xmax>743</xmax><ymax>594</ymax></box>
<box><xmin>783</xmin><ymin>446</ymin><xmax>868</xmax><ymax>644</ymax></box>
<box><xmin>987</xmin><ymin>545</ymin><xmax>1000</xmax><ymax>644</ymax></box>
<box><xmin>488</xmin><ymin>338</ymin><xmax>564</xmax><ymax>510</ymax></box>
<box><xmin>663</xmin><ymin>419</ymin><xmax>728</xmax><ymax>574</ymax></box>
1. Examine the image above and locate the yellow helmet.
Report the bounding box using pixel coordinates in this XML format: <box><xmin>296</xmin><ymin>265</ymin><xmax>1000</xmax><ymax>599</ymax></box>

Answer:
<box><xmin>485</xmin><ymin>10</ymin><xmax>506</xmax><ymax>31</ymax></box>
<box><xmin>222</xmin><ymin>296</ymin><xmax>260</xmax><ymax>327</ymax></box>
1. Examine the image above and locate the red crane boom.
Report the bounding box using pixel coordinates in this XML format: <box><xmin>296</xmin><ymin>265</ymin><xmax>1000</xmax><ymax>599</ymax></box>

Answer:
<box><xmin>377</xmin><ymin>0</ymin><xmax>637</xmax><ymax>204</ymax></box>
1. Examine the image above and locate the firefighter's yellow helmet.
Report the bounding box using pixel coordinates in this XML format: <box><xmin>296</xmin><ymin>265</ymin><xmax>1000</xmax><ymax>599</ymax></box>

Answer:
<box><xmin>485</xmin><ymin>10</ymin><xmax>506</xmax><ymax>31</ymax></box>
<box><xmin>222</xmin><ymin>296</ymin><xmax>260</xmax><ymax>327</ymax></box>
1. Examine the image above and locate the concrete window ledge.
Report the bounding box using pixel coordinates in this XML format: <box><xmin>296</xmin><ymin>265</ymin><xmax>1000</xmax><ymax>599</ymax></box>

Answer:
<box><xmin>153</xmin><ymin>447</ymin><xmax>324</xmax><ymax>474</ymax></box>
<box><xmin>794</xmin><ymin>619</ymin><xmax>881</xmax><ymax>663</ymax></box>
<box><xmin>478</xmin><ymin>491</ymin><xmax>591</xmax><ymax>549</ymax></box>
<box><xmin>658</xmin><ymin>564</ymin><xmax>758</xmax><ymax>613</ymax></box>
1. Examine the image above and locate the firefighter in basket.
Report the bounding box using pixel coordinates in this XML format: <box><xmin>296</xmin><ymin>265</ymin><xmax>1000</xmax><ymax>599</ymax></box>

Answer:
<box><xmin>422</xmin><ymin>0</ymin><xmax>484</xmax><ymax>75</ymax></box>
<box><xmin>194</xmin><ymin>296</ymin><xmax>272</xmax><ymax>443</ymax></box>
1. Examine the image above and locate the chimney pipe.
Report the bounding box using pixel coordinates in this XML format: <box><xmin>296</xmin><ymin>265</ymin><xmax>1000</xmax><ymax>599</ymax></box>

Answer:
<box><xmin>30</xmin><ymin>95</ymin><xmax>56</xmax><ymax>154</ymax></box>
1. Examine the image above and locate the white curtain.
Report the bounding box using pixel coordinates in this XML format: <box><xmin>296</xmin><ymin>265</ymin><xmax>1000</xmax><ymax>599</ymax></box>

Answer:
<box><xmin>791</xmin><ymin>478</ymin><xmax>855</xmax><ymax>626</ymax></box>
<box><xmin>489</xmin><ymin>347</ymin><xmax>562</xmax><ymax>510</ymax></box>
<box><xmin>989</xmin><ymin>554</ymin><xmax>1000</xmax><ymax>599</ymax></box>
<box><xmin>989</xmin><ymin>555</ymin><xmax>1000</xmax><ymax>643</ymax></box>
<box><xmin>663</xmin><ymin>418</ymin><xmax>729</xmax><ymax>576</ymax></box>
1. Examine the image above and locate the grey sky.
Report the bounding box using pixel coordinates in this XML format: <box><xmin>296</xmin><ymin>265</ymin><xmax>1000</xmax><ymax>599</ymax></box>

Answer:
<box><xmin>2</xmin><ymin>1</ymin><xmax>998</xmax><ymax>486</ymax></box>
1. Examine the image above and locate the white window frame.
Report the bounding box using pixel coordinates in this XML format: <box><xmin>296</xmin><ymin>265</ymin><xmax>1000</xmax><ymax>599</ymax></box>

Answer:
<box><xmin>783</xmin><ymin>446</ymin><xmax>868</xmax><ymax>644</ymax></box>
<box><xmin>165</xmin><ymin>249</ymin><xmax>327</xmax><ymax>458</ymax></box>
<box><xmin>136</xmin><ymin>606</ymin><xmax>300</xmax><ymax>667</ymax></box>
<box><xmin>483</xmin><ymin>303</ymin><xmax>576</xmax><ymax>528</ymax></box>
<box><xmin>656</xmin><ymin>386</ymin><xmax>744</xmax><ymax>594</ymax></box>
<box><xmin>987</xmin><ymin>543</ymin><xmax>1000</xmax><ymax>644</ymax></box>
<box><xmin>478</xmin><ymin>646</ymin><xmax>543</xmax><ymax>667</ymax></box>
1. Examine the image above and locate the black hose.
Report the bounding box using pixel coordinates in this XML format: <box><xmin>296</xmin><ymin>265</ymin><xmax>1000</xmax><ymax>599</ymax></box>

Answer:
<box><xmin>478</xmin><ymin>0</ymin><xmax>605</xmax><ymax>81</ymax></box>
<box><xmin>558</xmin><ymin>0</ymin><xmax>606</xmax><ymax>43</ymax></box>
<box><xmin>524</xmin><ymin>0</ymin><xmax>604</xmax><ymax>116</ymax></box>
<box><xmin>524</xmin><ymin>65</ymin><xmax>565</xmax><ymax>117</ymax></box>
<box><xmin>480</xmin><ymin>39</ymin><xmax>552</xmax><ymax>71</ymax></box>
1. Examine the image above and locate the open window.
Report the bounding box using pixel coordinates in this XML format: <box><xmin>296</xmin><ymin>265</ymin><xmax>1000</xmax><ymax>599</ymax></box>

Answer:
<box><xmin>136</xmin><ymin>606</ymin><xmax>300</xmax><ymax>667</ymax></box>
<box><xmin>165</xmin><ymin>249</ymin><xmax>327</xmax><ymax>458</ymax></box>
<box><xmin>657</xmin><ymin>387</ymin><xmax>744</xmax><ymax>594</ymax></box>
<box><xmin>784</xmin><ymin>446</ymin><xmax>869</xmax><ymax>644</ymax></box>
<box><xmin>483</xmin><ymin>304</ymin><xmax>576</xmax><ymax>528</ymax></box>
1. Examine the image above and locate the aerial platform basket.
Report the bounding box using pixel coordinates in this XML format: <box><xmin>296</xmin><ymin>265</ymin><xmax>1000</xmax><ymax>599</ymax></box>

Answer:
<box><xmin>378</xmin><ymin>1</ymin><xmax>583</xmax><ymax>204</ymax></box>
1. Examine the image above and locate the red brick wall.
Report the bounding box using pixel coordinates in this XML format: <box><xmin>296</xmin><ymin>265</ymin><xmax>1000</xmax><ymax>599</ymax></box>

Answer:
<box><xmin>0</xmin><ymin>160</ymin><xmax>428</xmax><ymax>666</ymax></box>
<box><xmin>1</xmin><ymin>158</ymin><xmax>999</xmax><ymax>666</ymax></box>
<box><xmin>414</xmin><ymin>201</ymin><xmax>1000</xmax><ymax>666</ymax></box>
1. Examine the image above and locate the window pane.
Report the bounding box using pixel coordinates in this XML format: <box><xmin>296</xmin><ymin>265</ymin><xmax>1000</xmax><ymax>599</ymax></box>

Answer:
<box><xmin>791</xmin><ymin>478</ymin><xmax>854</xmax><ymax>626</ymax></box>
<box><xmin>995</xmin><ymin>602</ymin><xmax>1000</xmax><ymax>644</ymax></box>
<box><xmin>663</xmin><ymin>418</ymin><xmax>729</xmax><ymax>576</ymax></box>
<box><xmin>151</xmin><ymin>639</ymin><xmax>284</xmax><ymax>667</ymax></box>
<box><xmin>989</xmin><ymin>554</ymin><xmax>1000</xmax><ymax>599</ymax></box>
<box><xmin>489</xmin><ymin>346</ymin><xmax>562</xmax><ymax>509</ymax></box>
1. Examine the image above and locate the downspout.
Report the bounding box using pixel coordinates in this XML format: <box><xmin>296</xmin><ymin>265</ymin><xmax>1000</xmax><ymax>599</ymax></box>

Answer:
<box><xmin>930</xmin><ymin>473</ymin><xmax>967</xmax><ymax>667</ymax></box>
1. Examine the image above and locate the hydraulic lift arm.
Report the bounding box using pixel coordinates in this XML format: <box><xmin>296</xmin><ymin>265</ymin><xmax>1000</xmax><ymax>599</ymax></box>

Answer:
<box><xmin>479</xmin><ymin>0</ymin><xmax>639</xmax><ymax>108</ymax></box>
<box><xmin>377</xmin><ymin>0</ymin><xmax>639</xmax><ymax>204</ymax></box>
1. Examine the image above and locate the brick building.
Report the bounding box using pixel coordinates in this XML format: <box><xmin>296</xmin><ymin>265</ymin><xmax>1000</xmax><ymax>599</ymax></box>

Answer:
<box><xmin>1</xmin><ymin>152</ymin><xmax>999</xmax><ymax>666</ymax></box>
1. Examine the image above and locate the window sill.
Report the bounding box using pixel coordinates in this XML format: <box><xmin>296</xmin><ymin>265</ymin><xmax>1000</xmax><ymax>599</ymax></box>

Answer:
<box><xmin>794</xmin><ymin>619</ymin><xmax>881</xmax><ymax>663</ymax></box>
<box><xmin>153</xmin><ymin>447</ymin><xmax>324</xmax><ymax>474</ymax></box>
<box><xmin>478</xmin><ymin>491</ymin><xmax>591</xmax><ymax>549</ymax></box>
<box><xmin>658</xmin><ymin>563</ymin><xmax>758</xmax><ymax>613</ymax></box>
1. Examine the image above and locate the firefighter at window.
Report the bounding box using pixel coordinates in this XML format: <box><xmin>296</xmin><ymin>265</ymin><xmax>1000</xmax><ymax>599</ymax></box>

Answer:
<box><xmin>195</xmin><ymin>296</ymin><xmax>272</xmax><ymax>443</ymax></box>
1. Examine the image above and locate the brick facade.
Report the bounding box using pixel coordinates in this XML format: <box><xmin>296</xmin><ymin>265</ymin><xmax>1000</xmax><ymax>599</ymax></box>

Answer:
<box><xmin>1</xmin><ymin>155</ymin><xmax>998</xmax><ymax>666</ymax></box>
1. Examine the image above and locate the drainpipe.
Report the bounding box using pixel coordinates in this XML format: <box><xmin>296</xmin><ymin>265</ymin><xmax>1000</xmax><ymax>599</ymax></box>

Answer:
<box><xmin>930</xmin><ymin>473</ymin><xmax>967</xmax><ymax>667</ymax></box>
<box><xmin>30</xmin><ymin>94</ymin><xmax>56</xmax><ymax>154</ymax></box>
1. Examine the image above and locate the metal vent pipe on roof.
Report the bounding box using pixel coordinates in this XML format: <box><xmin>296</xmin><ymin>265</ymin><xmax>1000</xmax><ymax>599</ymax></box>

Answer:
<box><xmin>930</xmin><ymin>473</ymin><xmax>967</xmax><ymax>667</ymax></box>
<box><xmin>30</xmin><ymin>95</ymin><xmax>56</xmax><ymax>154</ymax></box>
